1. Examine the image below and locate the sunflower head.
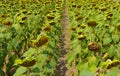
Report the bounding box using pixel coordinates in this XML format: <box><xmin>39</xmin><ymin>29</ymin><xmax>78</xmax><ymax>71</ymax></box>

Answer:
<box><xmin>43</xmin><ymin>26</ymin><xmax>52</xmax><ymax>32</ymax></box>
<box><xmin>88</xmin><ymin>42</ymin><xmax>101</xmax><ymax>52</ymax></box>
<box><xmin>34</xmin><ymin>35</ymin><xmax>49</xmax><ymax>47</ymax></box>
<box><xmin>87</xmin><ymin>21</ymin><xmax>98</xmax><ymax>27</ymax></box>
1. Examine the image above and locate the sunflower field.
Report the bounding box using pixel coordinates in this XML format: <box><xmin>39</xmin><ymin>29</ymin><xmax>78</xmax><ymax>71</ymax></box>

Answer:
<box><xmin>0</xmin><ymin>0</ymin><xmax>120</xmax><ymax>76</ymax></box>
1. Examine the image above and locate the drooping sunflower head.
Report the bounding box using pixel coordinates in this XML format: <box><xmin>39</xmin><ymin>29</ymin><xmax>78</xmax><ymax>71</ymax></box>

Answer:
<box><xmin>88</xmin><ymin>42</ymin><xmax>101</xmax><ymax>52</ymax></box>
<box><xmin>42</xmin><ymin>25</ymin><xmax>52</xmax><ymax>32</ymax></box>
<box><xmin>87</xmin><ymin>21</ymin><xmax>98</xmax><ymax>27</ymax></box>
<box><xmin>34</xmin><ymin>35</ymin><xmax>49</xmax><ymax>47</ymax></box>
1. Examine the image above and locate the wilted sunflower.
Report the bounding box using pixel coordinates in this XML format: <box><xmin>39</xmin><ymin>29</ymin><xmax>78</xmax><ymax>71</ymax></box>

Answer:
<box><xmin>107</xmin><ymin>12</ymin><xmax>113</xmax><ymax>17</ymax></box>
<box><xmin>52</xmin><ymin>10</ymin><xmax>56</xmax><ymax>13</ymax></box>
<box><xmin>71</xmin><ymin>0</ymin><xmax>75</xmax><ymax>3</ymax></box>
<box><xmin>27</xmin><ymin>11</ymin><xmax>32</xmax><ymax>15</ymax></box>
<box><xmin>21</xmin><ymin>16</ymin><xmax>27</xmax><ymax>21</ymax></box>
<box><xmin>43</xmin><ymin>26</ymin><xmax>52</xmax><ymax>32</ymax></box>
<box><xmin>47</xmin><ymin>14</ymin><xmax>54</xmax><ymax>20</ymax></box>
<box><xmin>88</xmin><ymin>42</ymin><xmax>101</xmax><ymax>51</ymax></box>
<box><xmin>21</xmin><ymin>10</ymin><xmax>27</xmax><ymax>14</ymax></box>
<box><xmin>78</xmin><ymin>24</ymin><xmax>86</xmax><ymax>29</ymax></box>
<box><xmin>77</xmin><ymin>5</ymin><xmax>82</xmax><ymax>8</ymax></box>
<box><xmin>0</xmin><ymin>14</ymin><xmax>10</xmax><ymax>18</ymax></box>
<box><xmin>106</xmin><ymin>16</ymin><xmax>112</xmax><ymax>20</ymax></box>
<box><xmin>44</xmin><ymin>1</ymin><xmax>51</xmax><ymax>5</ymax></box>
<box><xmin>116</xmin><ymin>23</ymin><xmax>120</xmax><ymax>30</ymax></box>
<box><xmin>74</xmin><ymin>12</ymin><xmax>80</xmax><ymax>17</ymax></box>
<box><xmin>56</xmin><ymin>1</ymin><xmax>61</xmax><ymax>4</ymax></box>
<box><xmin>71</xmin><ymin>27</ymin><xmax>76</xmax><ymax>31</ymax></box>
<box><xmin>75</xmin><ymin>16</ymin><xmax>84</xmax><ymax>21</ymax></box>
<box><xmin>49</xmin><ymin>21</ymin><xmax>56</xmax><ymax>26</ymax></box>
<box><xmin>20</xmin><ymin>58</ymin><xmax>37</xmax><ymax>67</ymax></box>
<box><xmin>78</xmin><ymin>34</ymin><xmax>86</xmax><ymax>40</ymax></box>
<box><xmin>106</xmin><ymin>60</ymin><xmax>120</xmax><ymax>69</ymax></box>
<box><xmin>19</xmin><ymin>21</ymin><xmax>24</xmax><ymax>25</ymax></box>
<box><xmin>72</xmin><ymin>4</ymin><xmax>76</xmax><ymax>8</ymax></box>
<box><xmin>1</xmin><ymin>20</ymin><xmax>13</xmax><ymax>26</ymax></box>
<box><xmin>77</xmin><ymin>31</ymin><xmax>83</xmax><ymax>35</ymax></box>
<box><xmin>16</xmin><ymin>13</ymin><xmax>21</xmax><ymax>16</ymax></box>
<box><xmin>34</xmin><ymin>35</ymin><xmax>49</xmax><ymax>47</ymax></box>
<box><xmin>56</xmin><ymin>6</ymin><xmax>60</xmax><ymax>9</ymax></box>
<box><xmin>87</xmin><ymin>21</ymin><xmax>98</xmax><ymax>27</ymax></box>
<box><xmin>92</xmin><ymin>3</ymin><xmax>96</xmax><ymax>6</ymax></box>
<box><xmin>99</xmin><ymin>7</ymin><xmax>107</xmax><ymax>11</ymax></box>
<box><xmin>105</xmin><ymin>24</ymin><xmax>110</xmax><ymax>28</ymax></box>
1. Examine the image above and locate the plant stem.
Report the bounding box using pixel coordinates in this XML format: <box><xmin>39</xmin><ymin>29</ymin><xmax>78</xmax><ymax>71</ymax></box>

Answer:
<box><xmin>27</xmin><ymin>67</ymin><xmax>30</xmax><ymax>76</ymax></box>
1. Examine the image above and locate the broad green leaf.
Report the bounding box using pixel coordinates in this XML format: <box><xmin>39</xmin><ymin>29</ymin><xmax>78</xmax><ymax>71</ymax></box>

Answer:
<box><xmin>5</xmin><ymin>32</ymin><xmax>12</xmax><ymax>39</ymax></box>
<box><xmin>12</xmin><ymin>24</ymin><xmax>21</xmax><ymax>31</ymax></box>
<box><xmin>105</xmin><ymin>67</ymin><xmax>119</xmax><ymax>76</ymax></box>
<box><xmin>103</xmin><ymin>37</ymin><xmax>112</xmax><ymax>45</ymax></box>
<box><xmin>68</xmin><ymin>43</ymin><xmax>81</xmax><ymax>66</ymax></box>
<box><xmin>109</xmin><ymin>27</ymin><xmax>115</xmax><ymax>33</ymax></box>
<box><xmin>112</xmin><ymin>34</ymin><xmax>119</xmax><ymax>43</ymax></box>
<box><xmin>89</xmin><ymin>64</ymin><xmax>96</xmax><ymax>72</ymax></box>
<box><xmin>13</xmin><ymin>67</ymin><xmax>27</xmax><ymax>76</ymax></box>
<box><xmin>87</xmin><ymin>56</ymin><xmax>98</xmax><ymax>72</ymax></box>
<box><xmin>67</xmin><ymin>53</ymin><xmax>76</xmax><ymax>66</ymax></box>
<box><xmin>11</xmin><ymin>35</ymin><xmax>19</xmax><ymax>49</ymax></box>
<box><xmin>108</xmin><ymin>45</ymin><xmax>116</xmax><ymax>57</ymax></box>
<box><xmin>0</xmin><ymin>27</ymin><xmax>6</xmax><ymax>32</ymax></box>
<box><xmin>71</xmin><ymin>39</ymin><xmax>79</xmax><ymax>49</ymax></box>
<box><xmin>23</xmin><ymin>48</ymin><xmax>36</xmax><ymax>57</ymax></box>
<box><xmin>0</xmin><ymin>32</ymin><xmax>12</xmax><ymax>39</ymax></box>
<box><xmin>80</xmin><ymin>70</ymin><xmax>95</xmax><ymax>76</ymax></box>
<box><xmin>7</xmin><ymin>43</ymin><xmax>12</xmax><ymax>51</ymax></box>
<box><xmin>0</xmin><ymin>33</ymin><xmax>4</xmax><ymax>38</ymax></box>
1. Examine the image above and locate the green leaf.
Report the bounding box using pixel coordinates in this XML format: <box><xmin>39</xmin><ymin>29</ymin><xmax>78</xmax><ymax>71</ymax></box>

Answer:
<box><xmin>103</xmin><ymin>37</ymin><xmax>112</xmax><ymax>45</ymax></box>
<box><xmin>12</xmin><ymin>24</ymin><xmax>21</xmax><ymax>31</ymax></box>
<box><xmin>112</xmin><ymin>34</ymin><xmax>119</xmax><ymax>43</ymax></box>
<box><xmin>109</xmin><ymin>27</ymin><xmax>115</xmax><ymax>33</ymax></box>
<box><xmin>68</xmin><ymin>43</ymin><xmax>81</xmax><ymax>66</ymax></box>
<box><xmin>13</xmin><ymin>67</ymin><xmax>27</xmax><ymax>76</ymax></box>
<box><xmin>108</xmin><ymin>45</ymin><xmax>116</xmax><ymax>57</ymax></box>
<box><xmin>0</xmin><ymin>69</ymin><xmax>5</xmax><ymax>76</ymax></box>
<box><xmin>5</xmin><ymin>32</ymin><xmax>12</xmax><ymax>39</ymax></box>
<box><xmin>105</xmin><ymin>67</ymin><xmax>119</xmax><ymax>76</ymax></box>
<box><xmin>67</xmin><ymin>53</ymin><xmax>76</xmax><ymax>66</ymax></box>
<box><xmin>0</xmin><ymin>32</ymin><xmax>12</xmax><ymax>39</ymax></box>
<box><xmin>7</xmin><ymin>43</ymin><xmax>13</xmax><ymax>51</ymax></box>
<box><xmin>0</xmin><ymin>27</ymin><xmax>6</xmax><ymax>32</ymax></box>
<box><xmin>11</xmin><ymin>35</ymin><xmax>19</xmax><ymax>49</ymax></box>
<box><xmin>80</xmin><ymin>70</ymin><xmax>95</xmax><ymax>76</ymax></box>
<box><xmin>23</xmin><ymin>48</ymin><xmax>36</xmax><ymax>57</ymax></box>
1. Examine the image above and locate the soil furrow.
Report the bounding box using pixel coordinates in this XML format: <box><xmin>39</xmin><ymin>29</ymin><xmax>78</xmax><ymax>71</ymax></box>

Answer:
<box><xmin>54</xmin><ymin>0</ymin><xmax>71</xmax><ymax>76</ymax></box>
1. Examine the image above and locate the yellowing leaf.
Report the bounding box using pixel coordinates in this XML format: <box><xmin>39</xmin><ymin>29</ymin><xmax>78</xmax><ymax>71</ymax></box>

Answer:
<box><xmin>14</xmin><ymin>59</ymin><xmax>23</xmax><ymax>66</ymax></box>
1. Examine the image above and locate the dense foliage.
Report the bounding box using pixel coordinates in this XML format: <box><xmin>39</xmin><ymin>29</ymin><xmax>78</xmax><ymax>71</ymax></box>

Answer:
<box><xmin>68</xmin><ymin>0</ymin><xmax>120</xmax><ymax>76</ymax></box>
<box><xmin>0</xmin><ymin>0</ymin><xmax>120</xmax><ymax>76</ymax></box>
